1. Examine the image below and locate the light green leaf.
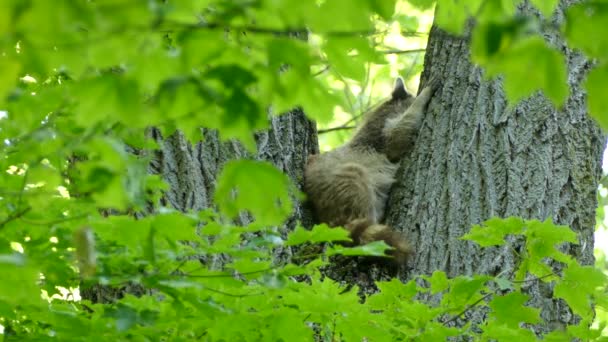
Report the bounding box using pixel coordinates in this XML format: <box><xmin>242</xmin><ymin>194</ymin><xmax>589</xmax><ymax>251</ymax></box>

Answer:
<box><xmin>525</xmin><ymin>219</ymin><xmax>578</xmax><ymax>264</ymax></box>
<box><xmin>565</xmin><ymin>2</ymin><xmax>608</xmax><ymax>59</ymax></box>
<box><xmin>285</xmin><ymin>224</ymin><xmax>351</xmax><ymax>246</ymax></box>
<box><xmin>417</xmin><ymin>322</ymin><xmax>462</xmax><ymax>341</ymax></box>
<box><xmin>489</xmin><ymin>292</ymin><xmax>540</xmax><ymax>327</ymax></box>
<box><xmin>367</xmin><ymin>278</ymin><xmax>418</xmax><ymax>309</ymax></box>
<box><xmin>554</xmin><ymin>263</ymin><xmax>607</xmax><ymax>319</ymax></box>
<box><xmin>434</xmin><ymin>0</ymin><xmax>483</xmax><ymax>35</ymax></box>
<box><xmin>461</xmin><ymin>216</ymin><xmax>524</xmax><ymax>246</ymax></box>
<box><xmin>327</xmin><ymin>241</ymin><xmax>392</xmax><ymax>257</ymax></box>
<box><xmin>482</xmin><ymin>322</ymin><xmax>537</xmax><ymax>341</ymax></box>
<box><xmin>443</xmin><ymin>275</ymin><xmax>491</xmax><ymax>311</ymax></box>
<box><xmin>543</xmin><ymin>330</ymin><xmax>573</xmax><ymax>342</ymax></box>
<box><xmin>474</xmin><ymin>31</ymin><xmax>569</xmax><ymax>108</ymax></box>
<box><xmin>227</xmin><ymin>259</ymin><xmax>272</xmax><ymax>275</ymax></box>
<box><xmin>530</xmin><ymin>0</ymin><xmax>559</xmax><ymax>18</ymax></box>
<box><xmin>407</xmin><ymin>0</ymin><xmax>436</xmax><ymax>11</ymax></box>
<box><xmin>494</xmin><ymin>277</ymin><xmax>514</xmax><ymax>291</ymax></box>
<box><xmin>0</xmin><ymin>56</ymin><xmax>20</xmax><ymax>103</ymax></box>
<box><xmin>427</xmin><ymin>271</ymin><xmax>449</xmax><ymax>294</ymax></box>
<box><xmin>93</xmin><ymin>215</ymin><xmax>151</xmax><ymax>250</ymax></box>
<box><xmin>325</xmin><ymin>38</ymin><xmax>368</xmax><ymax>81</ymax></box>
<box><xmin>151</xmin><ymin>212</ymin><xmax>198</xmax><ymax>241</ymax></box>
<box><xmin>585</xmin><ymin>63</ymin><xmax>608</xmax><ymax>130</ymax></box>
<box><xmin>215</xmin><ymin>160</ymin><xmax>294</xmax><ymax>226</ymax></box>
<box><xmin>72</xmin><ymin>75</ymin><xmax>145</xmax><ymax>128</ymax></box>
<box><xmin>567</xmin><ymin>318</ymin><xmax>604</xmax><ymax>340</ymax></box>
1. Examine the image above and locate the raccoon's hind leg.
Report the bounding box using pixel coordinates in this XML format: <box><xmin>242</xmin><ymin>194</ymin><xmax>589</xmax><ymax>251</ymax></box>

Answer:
<box><xmin>346</xmin><ymin>218</ymin><xmax>412</xmax><ymax>263</ymax></box>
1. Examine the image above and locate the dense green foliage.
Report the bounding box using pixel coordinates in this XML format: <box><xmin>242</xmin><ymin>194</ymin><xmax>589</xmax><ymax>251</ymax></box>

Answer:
<box><xmin>1</xmin><ymin>0</ymin><xmax>607</xmax><ymax>340</ymax></box>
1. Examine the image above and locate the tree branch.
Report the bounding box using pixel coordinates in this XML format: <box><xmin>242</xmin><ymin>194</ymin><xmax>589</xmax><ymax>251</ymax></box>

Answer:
<box><xmin>317</xmin><ymin>125</ymin><xmax>356</xmax><ymax>134</ymax></box>
<box><xmin>0</xmin><ymin>207</ymin><xmax>32</xmax><ymax>230</ymax></box>
<box><xmin>381</xmin><ymin>48</ymin><xmax>427</xmax><ymax>55</ymax></box>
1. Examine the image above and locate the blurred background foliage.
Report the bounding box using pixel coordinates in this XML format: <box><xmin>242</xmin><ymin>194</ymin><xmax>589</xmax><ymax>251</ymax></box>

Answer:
<box><xmin>314</xmin><ymin>2</ymin><xmax>433</xmax><ymax>151</ymax></box>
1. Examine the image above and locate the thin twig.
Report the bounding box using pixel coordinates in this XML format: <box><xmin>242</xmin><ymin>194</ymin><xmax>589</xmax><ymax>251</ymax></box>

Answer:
<box><xmin>380</xmin><ymin>48</ymin><xmax>427</xmax><ymax>55</ymax></box>
<box><xmin>313</xmin><ymin>65</ymin><xmax>331</xmax><ymax>77</ymax></box>
<box><xmin>442</xmin><ymin>292</ymin><xmax>494</xmax><ymax>325</ymax></box>
<box><xmin>318</xmin><ymin>125</ymin><xmax>356</xmax><ymax>134</ymax></box>
<box><xmin>511</xmin><ymin>272</ymin><xmax>556</xmax><ymax>284</ymax></box>
<box><xmin>0</xmin><ymin>207</ymin><xmax>32</xmax><ymax>230</ymax></box>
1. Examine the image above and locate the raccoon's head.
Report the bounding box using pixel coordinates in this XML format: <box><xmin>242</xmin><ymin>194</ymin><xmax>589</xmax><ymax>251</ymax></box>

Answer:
<box><xmin>390</xmin><ymin>77</ymin><xmax>412</xmax><ymax>101</ymax></box>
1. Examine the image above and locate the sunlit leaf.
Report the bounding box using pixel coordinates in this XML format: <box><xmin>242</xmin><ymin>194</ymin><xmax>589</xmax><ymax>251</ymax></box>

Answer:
<box><xmin>215</xmin><ymin>160</ymin><xmax>294</xmax><ymax>226</ymax></box>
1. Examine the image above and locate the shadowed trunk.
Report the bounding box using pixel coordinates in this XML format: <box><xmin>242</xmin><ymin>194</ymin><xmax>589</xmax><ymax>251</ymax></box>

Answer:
<box><xmin>386</xmin><ymin>1</ymin><xmax>604</xmax><ymax>332</ymax></box>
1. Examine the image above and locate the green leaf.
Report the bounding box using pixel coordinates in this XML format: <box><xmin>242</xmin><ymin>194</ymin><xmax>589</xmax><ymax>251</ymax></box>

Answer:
<box><xmin>417</xmin><ymin>322</ymin><xmax>462</xmax><ymax>341</ymax></box>
<box><xmin>554</xmin><ymin>263</ymin><xmax>607</xmax><ymax>319</ymax></box>
<box><xmin>473</xmin><ymin>32</ymin><xmax>569</xmax><ymax>108</ymax></box>
<box><xmin>93</xmin><ymin>215</ymin><xmax>152</xmax><ymax>250</ymax></box>
<box><xmin>543</xmin><ymin>330</ymin><xmax>574</xmax><ymax>342</ymax></box>
<box><xmin>0</xmin><ymin>55</ymin><xmax>20</xmax><ymax>103</ymax></box>
<box><xmin>494</xmin><ymin>277</ymin><xmax>514</xmax><ymax>291</ymax></box>
<box><xmin>227</xmin><ymin>259</ymin><xmax>272</xmax><ymax>275</ymax></box>
<box><xmin>407</xmin><ymin>0</ymin><xmax>436</xmax><ymax>11</ymax></box>
<box><xmin>567</xmin><ymin>318</ymin><xmax>605</xmax><ymax>340</ymax></box>
<box><xmin>482</xmin><ymin>322</ymin><xmax>537</xmax><ymax>341</ymax></box>
<box><xmin>266</xmin><ymin>311</ymin><xmax>314</xmax><ymax>342</ymax></box>
<box><xmin>585</xmin><ymin>63</ymin><xmax>608</xmax><ymax>130</ymax></box>
<box><xmin>489</xmin><ymin>292</ymin><xmax>540</xmax><ymax>327</ymax></box>
<box><xmin>151</xmin><ymin>212</ymin><xmax>198</xmax><ymax>241</ymax></box>
<box><xmin>370</xmin><ymin>0</ymin><xmax>397</xmax><ymax>21</ymax></box>
<box><xmin>285</xmin><ymin>224</ymin><xmax>351</xmax><ymax>246</ymax></box>
<box><xmin>312</xmin><ymin>0</ymin><xmax>374</xmax><ymax>32</ymax></box>
<box><xmin>525</xmin><ymin>219</ymin><xmax>578</xmax><ymax>264</ymax></box>
<box><xmin>201</xmin><ymin>65</ymin><xmax>267</xmax><ymax>151</ymax></box>
<box><xmin>565</xmin><ymin>2</ymin><xmax>608</xmax><ymax>59</ymax></box>
<box><xmin>530</xmin><ymin>0</ymin><xmax>559</xmax><ymax>18</ymax></box>
<box><xmin>367</xmin><ymin>278</ymin><xmax>418</xmax><ymax>309</ymax></box>
<box><xmin>324</xmin><ymin>38</ymin><xmax>368</xmax><ymax>81</ymax></box>
<box><xmin>461</xmin><ymin>216</ymin><xmax>524</xmax><ymax>246</ymax></box>
<box><xmin>72</xmin><ymin>75</ymin><xmax>145</xmax><ymax>128</ymax></box>
<box><xmin>0</xmin><ymin>258</ymin><xmax>43</xmax><ymax>307</ymax></box>
<box><xmin>434</xmin><ymin>0</ymin><xmax>483</xmax><ymax>35</ymax></box>
<box><xmin>443</xmin><ymin>275</ymin><xmax>491</xmax><ymax>311</ymax></box>
<box><xmin>427</xmin><ymin>271</ymin><xmax>449</xmax><ymax>294</ymax></box>
<box><xmin>215</xmin><ymin>160</ymin><xmax>294</xmax><ymax>226</ymax></box>
<box><xmin>327</xmin><ymin>241</ymin><xmax>393</xmax><ymax>257</ymax></box>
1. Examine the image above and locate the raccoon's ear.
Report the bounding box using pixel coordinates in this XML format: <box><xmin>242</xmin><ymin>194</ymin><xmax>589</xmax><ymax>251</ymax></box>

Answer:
<box><xmin>391</xmin><ymin>77</ymin><xmax>411</xmax><ymax>100</ymax></box>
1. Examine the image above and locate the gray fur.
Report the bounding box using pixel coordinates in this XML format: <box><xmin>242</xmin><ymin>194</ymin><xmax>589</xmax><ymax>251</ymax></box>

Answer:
<box><xmin>304</xmin><ymin>78</ymin><xmax>437</xmax><ymax>261</ymax></box>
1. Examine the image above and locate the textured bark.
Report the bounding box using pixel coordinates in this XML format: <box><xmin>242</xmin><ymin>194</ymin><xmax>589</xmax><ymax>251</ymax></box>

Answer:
<box><xmin>385</xmin><ymin>1</ymin><xmax>605</xmax><ymax>332</ymax></box>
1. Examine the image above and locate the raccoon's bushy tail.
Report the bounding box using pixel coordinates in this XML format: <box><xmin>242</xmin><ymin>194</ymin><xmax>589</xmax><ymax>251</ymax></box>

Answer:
<box><xmin>345</xmin><ymin>218</ymin><xmax>412</xmax><ymax>264</ymax></box>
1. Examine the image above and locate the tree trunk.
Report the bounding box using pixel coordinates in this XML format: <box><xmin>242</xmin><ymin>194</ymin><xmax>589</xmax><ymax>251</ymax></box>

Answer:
<box><xmin>385</xmin><ymin>1</ymin><xmax>604</xmax><ymax>332</ymax></box>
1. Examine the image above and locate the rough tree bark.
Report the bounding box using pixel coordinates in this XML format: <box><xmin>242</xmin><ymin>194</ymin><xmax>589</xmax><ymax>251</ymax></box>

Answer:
<box><xmin>385</xmin><ymin>1</ymin><xmax>604</xmax><ymax>332</ymax></box>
